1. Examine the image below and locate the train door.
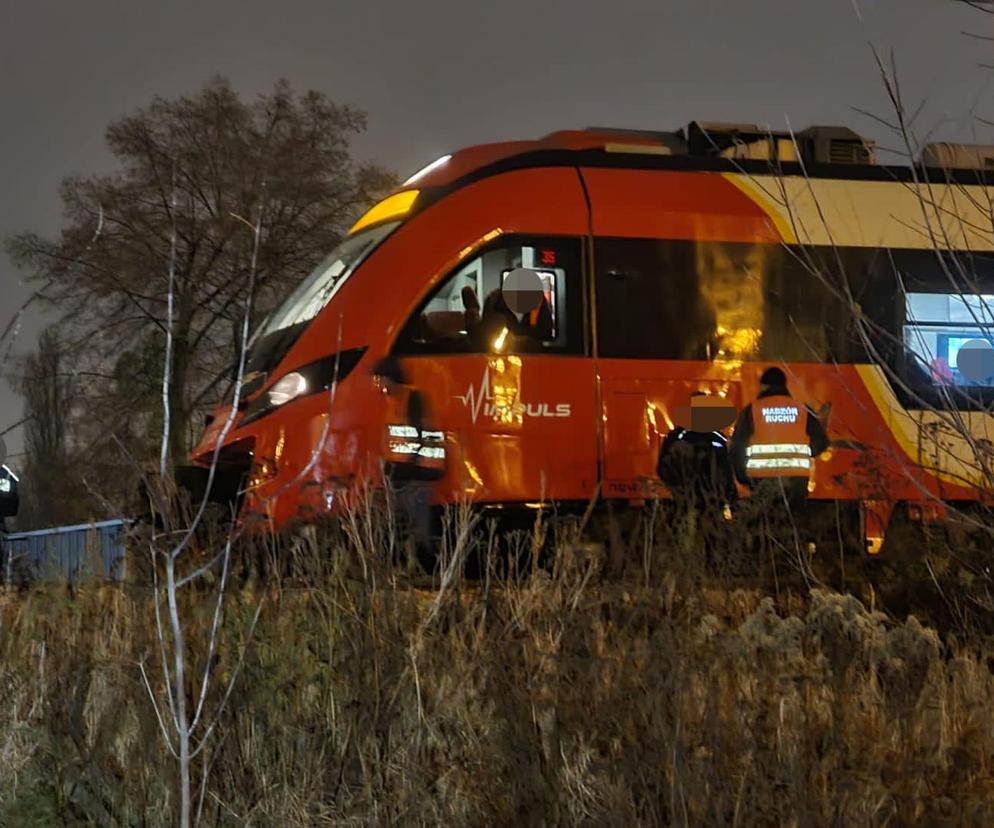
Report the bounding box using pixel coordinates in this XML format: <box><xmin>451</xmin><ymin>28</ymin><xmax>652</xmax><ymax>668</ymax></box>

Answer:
<box><xmin>393</xmin><ymin>233</ymin><xmax>598</xmax><ymax>505</ymax></box>
<box><xmin>580</xmin><ymin>168</ymin><xmax>783</xmax><ymax>499</ymax></box>
<box><xmin>591</xmin><ymin>235</ymin><xmax>746</xmax><ymax>498</ymax></box>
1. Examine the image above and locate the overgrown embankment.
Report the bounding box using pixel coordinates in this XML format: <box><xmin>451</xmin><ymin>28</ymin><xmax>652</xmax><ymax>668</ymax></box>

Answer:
<box><xmin>1</xmin><ymin>518</ymin><xmax>993</xmax><ymax>826</ymax></box>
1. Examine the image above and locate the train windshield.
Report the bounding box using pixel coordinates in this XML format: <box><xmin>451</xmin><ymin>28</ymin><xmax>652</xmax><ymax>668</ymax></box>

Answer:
<box><xmin>256</xmin><ymin>221</ymin><xmax>400</xmax><ymax>340</ymax></box>
<box><xmin>241</xmin><ymin>221</ymin><xmax>399</xmax><ymax>378</ymax></box>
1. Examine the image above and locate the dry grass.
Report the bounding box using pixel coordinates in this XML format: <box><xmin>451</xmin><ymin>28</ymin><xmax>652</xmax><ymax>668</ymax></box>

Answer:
<box><xmin>1</xmin><ymin>508</ymin><xmax>993</xmax><ymax>826</ymax></box>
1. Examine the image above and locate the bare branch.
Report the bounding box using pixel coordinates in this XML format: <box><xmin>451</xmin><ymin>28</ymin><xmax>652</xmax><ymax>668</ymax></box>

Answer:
<box><xmin>160</xmin><ymin>165</ymin><xmax>179</xmax><ymax>480</ymax></box>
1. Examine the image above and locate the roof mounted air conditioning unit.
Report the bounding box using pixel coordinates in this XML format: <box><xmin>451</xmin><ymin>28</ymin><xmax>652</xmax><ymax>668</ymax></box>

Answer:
<box><xmin>686</xmin><ymin>121</ymin><xmax>796</xmax><ymax>162</ymax></box>
<box><xmin>920</xmin><ymin>142</ymin><xmax>994</xmax><ymax>171</ymax></box>
<box><xmin>799</xmin><ymin>126</ymin><xmax>876</xmax><ymax>165</ymax></box>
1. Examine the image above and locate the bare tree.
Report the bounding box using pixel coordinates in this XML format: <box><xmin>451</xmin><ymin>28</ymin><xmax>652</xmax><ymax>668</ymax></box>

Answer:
<box><xmin>9</xmin><ymin>328</ymin><xmax>91</xmax><ymax>528</ymax></box>
<box><xmin>6</xmin><ymin>76</ymin><xmax>395</xmax><ymax>477</ymax></box>
<box><xmin>139</xmin><ymin>199</ymin><xmax>264</xmax><ymax>828</ymax></box>
<box><xmin>0</xmin><ymin>75</ymin><xmax>397</xmax><ymax>826</ymax></box>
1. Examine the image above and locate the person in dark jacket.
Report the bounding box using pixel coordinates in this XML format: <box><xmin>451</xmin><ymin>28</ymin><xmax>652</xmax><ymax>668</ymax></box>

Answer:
<box><xmin>658</xmin><ymin>394</ymin><xmax>737</xmax><ymax>514</ymax></box>
<box><xmin>372</xmin><ymin>357</ymin><xmax>440</xmax><ymax>567</ymax></box>
<box><xmin>730</xmin><ymin>367</ymin><xmax>829</xmax><ymax>509</ymax></box>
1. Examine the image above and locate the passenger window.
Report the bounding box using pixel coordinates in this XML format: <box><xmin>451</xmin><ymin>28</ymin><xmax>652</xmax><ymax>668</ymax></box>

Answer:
<box><xmin>903</xmin><ymin>292</ymin><xmax>994</xmax><ymax>387</ymax></box>
<box><xmin>864</xmin><ymin>250</ymin><xmax>994</xmax><ymax>406</ymax></box>
<box><xmin>395</xmin><ymin>237</ymin><xmax>581</xmax><ymax>355</ymax></box>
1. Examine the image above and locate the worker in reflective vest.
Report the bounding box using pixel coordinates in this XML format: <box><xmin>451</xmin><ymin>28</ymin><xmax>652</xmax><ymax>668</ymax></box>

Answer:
<box><xmin>372</xmin><ymin>357</ymin><xmax>445</xmax><ymax>567</ymax></box>
<box><xmin>730</xmin><ymin>367</ymin><xmax>829</xmax><ymax>505</ymax></box>
<box><xmin>374</xmin><ymin>357</ymin><xmax>446</xmax><ymax>482</ymax></box>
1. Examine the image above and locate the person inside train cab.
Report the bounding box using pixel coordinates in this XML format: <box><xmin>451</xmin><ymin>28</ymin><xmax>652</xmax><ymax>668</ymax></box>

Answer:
<box><xmin>473</xmin><ymin>288</ymin><xmax>518</xmax><ymax>351</ymax></box>
<box><xmin>929</xmin><ymin>355</ymin><xmax>954</xmax><ymax>385</ymax></box>
<box><xmin>523</xmin><ymin>279</ymin><xmax>554</xmax><ymax>341</ymax></box>
<box><xmin>730</xmin><ymin>367</ymin><xmax>829</xmax><ymax>507</ymax></box>
<box><xmin>474</xmin><ymin>285</ymin><xmax>552</xmax><ymax>352</ymax></box>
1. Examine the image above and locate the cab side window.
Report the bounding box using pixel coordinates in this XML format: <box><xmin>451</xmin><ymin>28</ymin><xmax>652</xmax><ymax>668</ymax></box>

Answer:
<box><xmin>395</xmin><ymin>237</ymin><xmax>582</xmax><ymax>355</ymax></box>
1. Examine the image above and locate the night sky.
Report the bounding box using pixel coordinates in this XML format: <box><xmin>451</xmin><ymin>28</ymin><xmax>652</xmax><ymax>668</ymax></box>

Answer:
<box><xmin>1</xmin><ymin>0</ymin><xmax>991</xmax><ymax>463</ymax></box>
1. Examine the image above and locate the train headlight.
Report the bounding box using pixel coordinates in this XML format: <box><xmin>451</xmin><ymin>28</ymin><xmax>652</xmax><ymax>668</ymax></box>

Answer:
<box><xmin>239</xmin><ymin>347</ymin><xmax>367</xmax><ymax>426</ymax></box>
<box><xmin>267</xmin><ymin>372</ymin><xmax>308</xmax><ymax>407</ymax></box>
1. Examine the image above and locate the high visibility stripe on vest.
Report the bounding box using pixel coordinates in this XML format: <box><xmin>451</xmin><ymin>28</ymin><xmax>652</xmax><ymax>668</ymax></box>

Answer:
<box><xmin>746</xmin><ymin>456</ymin><xmax>811</xmax><ymax>470</ymax></box>
<box><xmin>745</xmin><ymin>442</ymin><xmax>811</xmax><ymax>472</ymax></box>
<box><xmin>746</xmin><ymin>443</ymin><xmax>812</xmax><ymax>457</ymax></box>
<box><xmin>416</xmin><ymin>429</ymin><xmax>446</xmax><ymax>470</ymax></box>
<box><xmin>384</xmin><ymin>424</ymin><xmax>447</xmax><ymax>467</ymax></box>
<box><xmin>387</xmin><ymin>440</ymin><xmax>421</xmax><ymax>456</ymax></box>
<box><xmin>387</xmin><ymin>424</ymin><xmax>418</xmax><ymax>438</ymax></box>
<box><xmin>383</xmin><ymin>382</ymin><xmax>447</xmax><ymax>473</ymax></box>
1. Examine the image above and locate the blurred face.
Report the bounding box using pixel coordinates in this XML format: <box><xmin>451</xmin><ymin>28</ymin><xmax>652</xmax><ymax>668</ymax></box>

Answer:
<box><xmin>672</xmin><ymin>393</ymin><xmax>737</xmax><ymax>432</ymax></box>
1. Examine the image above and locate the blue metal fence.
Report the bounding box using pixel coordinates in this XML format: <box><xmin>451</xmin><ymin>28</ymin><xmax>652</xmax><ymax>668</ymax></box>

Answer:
<box><xmin>1</xmin><ymin>520</ymin><xmax>130</xmax><ymax>583</ymax></box>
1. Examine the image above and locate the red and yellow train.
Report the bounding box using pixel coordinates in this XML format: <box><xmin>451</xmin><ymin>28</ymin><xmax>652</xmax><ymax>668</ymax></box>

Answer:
<box><xmin>187</xmin><ymin>121</ymin><xmax>994</xmax><ymax>551</ymax></box>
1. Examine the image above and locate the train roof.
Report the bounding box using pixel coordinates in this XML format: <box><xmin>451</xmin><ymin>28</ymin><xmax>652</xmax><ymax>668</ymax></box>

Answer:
<box><xmin>404</xmin><ymin>123</ymin><xmax>994</xmax><ymax>191</ymax></box>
